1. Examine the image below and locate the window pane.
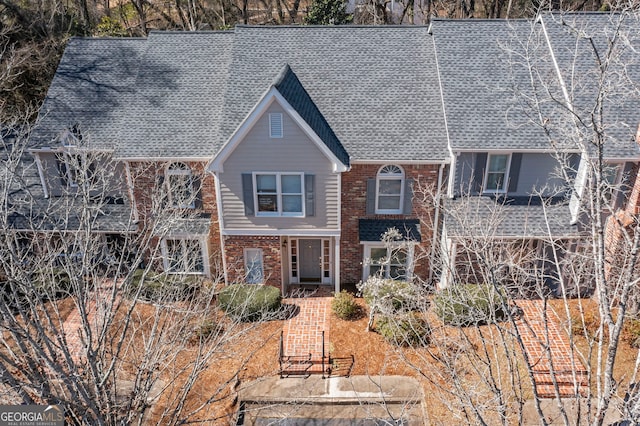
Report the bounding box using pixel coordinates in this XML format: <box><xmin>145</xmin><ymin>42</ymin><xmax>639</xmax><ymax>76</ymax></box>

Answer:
<box><xmin>184</xmin><ymin>240</ymin><xmax>204</xmax><ymax>273</ymax></box>
<box><xmin>245</xmin><ymin>249</ymin><xmax>263</xmax><ymax>284</ymax></box>
<box><xmin>281</xmin><ymin>175</ymin><xmax>301</xmax><ymax>193</ymax></box>
<box><xmin>488</xmin><ymin>155</ymin><xmax>508</xmax><ymax>172</ymax></box>
<box><xmin>370</xmin><ymin>248</ymin><xmax>387</xmax><ymax>263</ymax></box>
<box><xmin>282</xmin><ymin>195</ymin><xmax>302</xmax><ymax>213</ymax></box>
<box><xmin>486</xmin><ymin>173</ymin><xmax>504</xmax><ymax>191</ymax></box>
<box><xmin>369</xmin><ymin>265</ymin><xmax>383</xmax><ymax>277</ymax></box>
<box><xmin>378</xmin><ymin>195</ymin><xmax>401</xmax><ymax>210</ymax></box>
<box><xmin>379</xmin><ymin>179</ymin><xmax>402</xmax><ymax>195</ymax></box>
<box><xmin>256</xmin><ymin>174</ymin><xmax>277</xmax><ymax>192</ymax></box>
<box><xmin>389</xmin><ymin>265</ymin><xmax>406</xmax><ymax>280</ymax></box>
<box><xmin>258</xmin><ymin>194</ymin><xmax>278</xmax><ymax>212</ymax></box>
<box><xmin>390</xmin><ymin>248</ymin><xmax>407</xmax><ymax>265</ymax></box>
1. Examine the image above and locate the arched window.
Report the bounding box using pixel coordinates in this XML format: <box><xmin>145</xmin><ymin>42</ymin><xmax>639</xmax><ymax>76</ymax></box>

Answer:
<box><xmin>376</xmin><ymin>165</ymin><xmax>404</xmax><ymax>214</ymax></box>
<box><xmin>167</xmin><ymin>162</ymin><xmax>195</xmax><ymax>208</ymax></box>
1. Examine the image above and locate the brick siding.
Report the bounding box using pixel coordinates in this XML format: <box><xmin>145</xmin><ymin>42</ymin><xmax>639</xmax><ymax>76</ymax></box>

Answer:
<box><xmin>340</xmin><ymin>164</ymin><xmax>440</xmax><ymax>286</ymax></box>
<box><xmin>223</xmin><ymin>235</ymin><xmax>282</xmax><ymax>287</ymax></box>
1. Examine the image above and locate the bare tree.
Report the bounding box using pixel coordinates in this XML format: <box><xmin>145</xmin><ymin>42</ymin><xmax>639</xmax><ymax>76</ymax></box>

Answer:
<box><xmin>0</xmin><ymin>127</ymin><xmax>283</xmax><ymax>424</ymax></box>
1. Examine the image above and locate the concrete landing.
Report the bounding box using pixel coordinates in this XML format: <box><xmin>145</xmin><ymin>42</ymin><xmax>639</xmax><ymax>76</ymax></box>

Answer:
<box><xmin>237</xmin><ymin>376</ymin><xmax>425</xmax><ymax>425</ymax></box>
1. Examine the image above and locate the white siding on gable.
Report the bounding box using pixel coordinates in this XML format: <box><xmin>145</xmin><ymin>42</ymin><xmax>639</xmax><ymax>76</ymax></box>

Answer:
<box><xmin>218</xmin><ymin>102</ymin><xmax>340</xmax><ymax>231</ymax></box>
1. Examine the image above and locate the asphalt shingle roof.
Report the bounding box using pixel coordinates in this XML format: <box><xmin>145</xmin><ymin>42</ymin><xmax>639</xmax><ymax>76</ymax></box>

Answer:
<box><xmin>444</xmin><ymin>196</ymin><xmax>583</xmax><ymax>239</ymax></box>
<box><xmin>431</xmin><ymin>19</ymin><xmax>573</xmax><ymax>152</ymax></box>
<box><xmin>359</xmin><ymin>219</ymin><xmax>422</xmax><ymax>242</ymax></box>
<box><xmin>273</xmin><ymin>64</ymin><xmax>350</xmax><ymax>167</ymax></box>
<box><xmin>540</xmin><ymin>13</ymin><xmax>640</xmax><ymax>159</ymax></box>
<box><xmin>32</xmin><ymin>38</ymin><xmax>146</xmax><ymax>149</ymax></box>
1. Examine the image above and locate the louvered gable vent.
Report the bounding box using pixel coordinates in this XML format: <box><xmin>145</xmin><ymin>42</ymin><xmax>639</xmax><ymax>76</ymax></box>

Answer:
<box><xmin>269</xmin><ymin>113</ymin><xmax>283</xmax><ymax>138</ymax></box>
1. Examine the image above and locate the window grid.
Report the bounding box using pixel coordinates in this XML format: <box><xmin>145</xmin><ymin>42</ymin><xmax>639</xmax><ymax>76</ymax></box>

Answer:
<box><xmin>254</xmin><ymin>172</ymin><xmax>304</xmax><ymax>216</ymax></box>
<box><xmin>484</xmin><ymin>154</ymin><xmax>510</xmax><ymax>193</ymax></box>
<box><xmin>376</xmin><ymin>165</ymin><xmax>404</xmax><ymax>214</ymax></box>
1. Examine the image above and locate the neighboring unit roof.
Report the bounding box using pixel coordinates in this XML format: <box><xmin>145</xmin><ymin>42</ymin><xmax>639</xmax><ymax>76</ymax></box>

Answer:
<box><xmin>273</xmin><ymin>64</ymin><xmax>350</xmax><ymax>167</ymax></box>
<box><xmin>116</xmin><ymin>31</ymin><xmax>235</xmax><ymax>159</ymax></box>
<box><xmin>359</xmin><ymin>219</ymin><xmax>422</xmax><ymax>242</ymax></box>
<box><xmin>539</xmin><ymin>12</ymin><xmax>640</xmax><ymax>159</ymax></box>
<box><xmin>431</xmin><ymin>19</ymin><xmax>576</xmax><ymax>152</ymax></box>
<box><xmin>31</xmin><ymin>37</ymin><xmax>147</xmax><ymax>150</ymax></box>
<box><xmin>444</xmin><ymin>196</ymin><xmax>583</xmax><ymax>238</ymax></box>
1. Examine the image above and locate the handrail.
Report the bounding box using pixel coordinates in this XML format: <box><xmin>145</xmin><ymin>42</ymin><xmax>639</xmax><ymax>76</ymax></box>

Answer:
<box><xmin>279</xmin><ymin>331</ymin><xmax>284</xmax><ymax>378</ymax></box>
<box><xmin>321</xmin><ymin>330</ymin><xmax>325</xmax><ymax>379</ymax></box>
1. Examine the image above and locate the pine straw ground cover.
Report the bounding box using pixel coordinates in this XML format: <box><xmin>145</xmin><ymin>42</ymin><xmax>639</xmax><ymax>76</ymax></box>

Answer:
<box><xmin>15</xmin><ymin>295</ymin><xmax>637</xmax><ymax>424</ymax></box>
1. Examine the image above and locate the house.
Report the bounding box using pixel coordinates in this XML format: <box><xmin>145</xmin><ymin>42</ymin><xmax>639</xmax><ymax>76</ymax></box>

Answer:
<box><xmin>19</xmin><ymin>13</ymin><xmax>640</xmax><ymax>295</ymax></box>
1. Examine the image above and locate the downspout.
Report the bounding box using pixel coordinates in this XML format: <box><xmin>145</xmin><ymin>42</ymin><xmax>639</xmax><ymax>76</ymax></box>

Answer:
<box><xmin>429</xmin><ymin>163</ymin><xmax>445</xmax><ymax>285</ymax></box>
<box><xmin>212</xmin><ymin>172</ymin><xmax>229</xmax><ymax>285</ymax></box>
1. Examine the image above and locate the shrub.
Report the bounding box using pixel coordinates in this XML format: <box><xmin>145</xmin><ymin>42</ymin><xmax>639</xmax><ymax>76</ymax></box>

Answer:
<box><xmin>332</xmin><ymin>290</ymin><xmax>360</xmax><ymax>320</ymax></box>
<box><xmin>434</xmin><ymin>284</ymin><xmax>507</xmax><ymax>326</ymax></box>
<box><xmin>124</xmin><ymin>269</ymin><xmax>200</xmax><ymax>302</ymax></box>
<box><xmin>376</xmin><ymin>313</ymin><xmax>430</xmax><ymax>347</ymax></box>
<box><xmin>359</xmin><ymin>278</ymin><xmax>422</xmax><ymax>314</ymax></box>
<box><xmin>217</xmin><ymin>284</ymin><xmax>281</xmax><ymax>322</ymax></box>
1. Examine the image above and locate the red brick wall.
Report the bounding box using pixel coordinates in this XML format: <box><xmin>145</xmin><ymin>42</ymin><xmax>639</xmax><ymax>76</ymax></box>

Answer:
<box><xmin>128</xmin><ymin>161</ymin><xmax>221</xmax><ymax>277</ymax></box>
<box><xmin>223</xmin><ymin>235</ymin><xmax>282</xmax><ymax>288</ymax></box>
<box><xmin>340</xmin><ymin>164</ymin><xmax>440</xmax><ymax>286</ymax></box>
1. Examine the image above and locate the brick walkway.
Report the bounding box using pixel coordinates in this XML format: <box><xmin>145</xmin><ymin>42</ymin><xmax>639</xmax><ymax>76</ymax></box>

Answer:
<box><xmin>515</xmin><ymin>300</ymin><xmax>588</xmax><ymax>398</ymax></box>
<box><xmin>63</xmin><ymin>284</ymin><xmax>120</xmax><ymax>365</ymax></box>
<box><xmin>280</xmin><ymin>297</ymin><xmax>332</xmax><ymax>375</ymax></box>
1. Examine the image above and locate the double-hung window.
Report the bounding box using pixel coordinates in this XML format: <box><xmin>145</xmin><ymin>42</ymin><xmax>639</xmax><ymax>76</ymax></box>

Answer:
<box><xmin>364</xmin><ymin>245</ymin><xmax>412</xmax><ymax>281</ymax></box>
<box><xmin>484</xmin><ymin>154</ymin><xmax>510</xmax><ymax>193</ymax></box>
<box><xmin>167</xmin><ymin>162</ymin><xmax>195</xmax><ymax>209</ymax></box>
<box><xmin>376</xmin><ymin>165</ymin><xmax>404</xmax><ymax>214</ymax></box>
<box><xmin>254</xmin><ymin>172</ymin><xmax>304</xmax><ymax>216</ymax></box>
<box><xmin>163</xmin><ymin>238</ymin><xmax>205</xmax><ymax>274</ymax></box>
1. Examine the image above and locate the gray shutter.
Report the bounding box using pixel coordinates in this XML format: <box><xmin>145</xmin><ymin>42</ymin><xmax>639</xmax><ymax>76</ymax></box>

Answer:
<box><xmin>157</xmin><ymin>175</ymin><xmax>167</xmax><ymax>208</ymax></box>
<box><xmin>192</xmin><ymin>175</ymin><xmax>203</xmax><ymax>209</ymax></box>
<box><xmin>403</xmin><ymin>178</ymin><xmax>413</xmax><ymax>214</ymax></box>
<box><xmin>305</xmin><ymin>174</ymin><xmax>315</xmax><ymax>217</ymax></box>
<box><xmin>473</xmin><ymin>153</ymin><xmax>488</xmax><ymax>193</ymax></box>
<box><xmin>366</xmin><ymin>179</ymin><xmax>376</xmax><ymax>215</ymax></box>
<box><xmin>241</xmin><ymin>173</ymin><xmax>254</xmax><ymax>216</ymax></box>
<box><xmin>507</xmin><ymin>153</ymin><xmax>522</xmax><ymax>193</ymax></box>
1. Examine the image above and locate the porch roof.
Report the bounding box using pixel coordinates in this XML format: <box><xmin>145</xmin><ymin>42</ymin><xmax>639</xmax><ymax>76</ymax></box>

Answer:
<box><xmin>443</xmin><ymin>196</ymin><xmax>584</xmax><ymax>239</ymax></box>
<box><xmin>358</xmin><ymin>219</ymin><xmax>422</xmax><ymax>243</ymax></box>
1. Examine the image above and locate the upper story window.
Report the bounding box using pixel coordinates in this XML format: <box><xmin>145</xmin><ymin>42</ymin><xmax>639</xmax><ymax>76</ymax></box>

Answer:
<box><xmin>602</xmin><ymin>162</ymin><xmax>623</xmax><ymax>202</ymax></box>
<box><xmin>376</xmin><ymin>165</ymin><xmax>405</xmax><ymax>214</ymax></box>
<box><xmin>167</xmin><ymin>162</ymin><xmax>195</xmax><ymax>209</ymax></box>
<box><xmin>269</xmin><ymin>113</ymin><xmax>283</xmax><ymax>138</ymax></box>
<box><xmin>254</xmin><ymin>172</ymin><xmax>304</xmax><ymax>216</ymax></box>
<box><xmin>484</xmin><ymin>154</ymin><xmax>511</xmax><ymax>193</ymax></box>
<box><xmin>56</xmin><ymin>151</ymin><xmax>96</xmax><ymax>189</ymax></box>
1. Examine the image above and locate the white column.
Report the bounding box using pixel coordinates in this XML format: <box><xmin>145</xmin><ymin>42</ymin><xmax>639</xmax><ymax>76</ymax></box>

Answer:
<box><xmin>334</xmin><ymin>236</ymin><xmax>340</xmax><ymax>294</ymax></box>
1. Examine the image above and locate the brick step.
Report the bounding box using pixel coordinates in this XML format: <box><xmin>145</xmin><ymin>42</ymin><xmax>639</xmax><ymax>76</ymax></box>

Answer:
<box><xmin>280</xmin><ymin>356</ymin><xmax>330</xmax><ymax>376</ymax></box>
<box><xmin>533</xmin><ymin>371</ymin><xmax>589</xmax><ymax>398</ymax></box>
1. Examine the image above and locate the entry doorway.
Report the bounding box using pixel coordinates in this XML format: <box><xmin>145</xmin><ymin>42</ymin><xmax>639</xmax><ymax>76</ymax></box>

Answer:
<box><xmin>299</xmin><ymin>239</ymin><xmax>322</xmax><ymax>283</ymax></box>
<box><xmin>288</xmin><ymin>238</ymin><xmax>332</xmax><ymax>285</ymax></box>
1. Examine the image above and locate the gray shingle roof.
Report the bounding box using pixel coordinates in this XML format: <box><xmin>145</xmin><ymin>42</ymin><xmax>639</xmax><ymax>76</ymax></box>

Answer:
<box><xmin>34</xmin><ymin>26</ymin><xmax>450</xmax><ymax>162</ymax></box>
<box><xmin>540</xmin><ymin>13</ymin><xmax>640</xmax><ymax>159</ymax></box>
<box><xmin>273</xmin><ymin>64</ymin><xmax>350</xmax><ymax>167</ymax></box>
<box><xmin>444</xmin><ymin>196</ymin><xmax>583</xmax><ymax>238</ymax></box>
<box><xmin>31</xmin><ymin>38</ymin><xmax>147</xmax><ymax>149</ymax></box>
<box><xmin>431</xmin><ymin>19</ymin><xmax>573</xmax><ymax>152</ymax></box>
<box><xmin>359</xmin><ymin>219</ymin><xmax>422</xmax><ymax>242</ymax></box>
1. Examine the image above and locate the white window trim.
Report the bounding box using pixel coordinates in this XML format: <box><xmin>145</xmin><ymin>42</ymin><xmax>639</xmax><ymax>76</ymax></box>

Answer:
<box><xmin>253</xmin><ymin>172</ymin><xmax>305</xmax><ymax>217</ymax></box>
<box><xmin>362</xmin><ymin>243</ymin><xmax>414</xmax><ymax>281</ymax></box>
<box><xmin>244</xmin><ymin>248</ymin><xmax>264</xmax><ymax>284</ymax></box>
<box><xmin>166</xmin><ymin>162</ymin><xmax>195</xmax><ymax>209</ymax></box>
<box><xmin>160</xmin><ymin>237</ymin><xmax>208</xmax><ymax>275</ymax></box>
<box><xmin>375</xmin><ymin>165</ymin><xmax>405</xmax><ymax>214</ymax></box>
<box><xmin>269</xmin><ymin>113</ymin><xmax>283</xmax><ymax>138</ymax></box>
<box><xmin>483</xmin><ymin>153</ymin><xmax>511</xmax><ymax>194</ymax></box>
